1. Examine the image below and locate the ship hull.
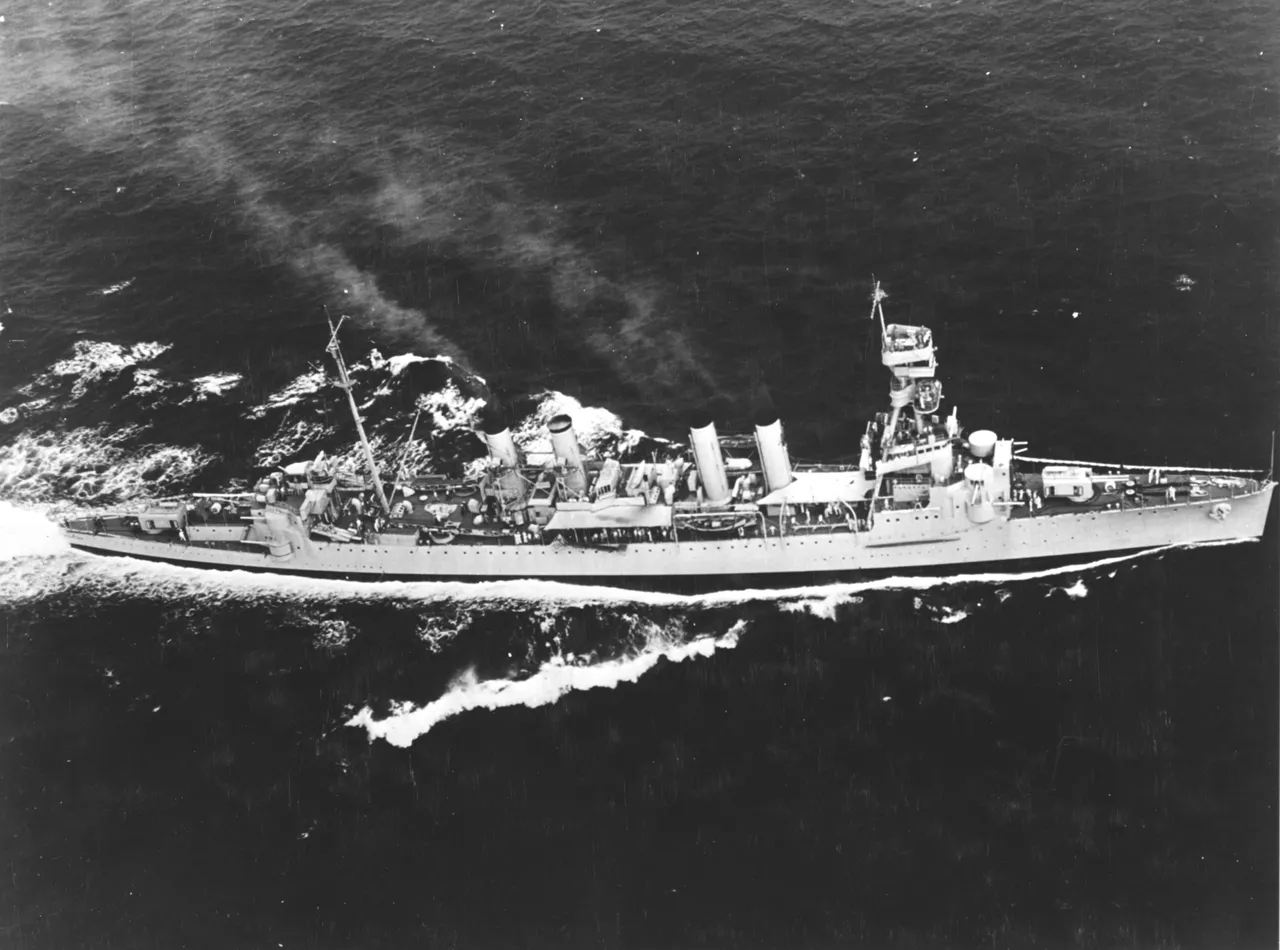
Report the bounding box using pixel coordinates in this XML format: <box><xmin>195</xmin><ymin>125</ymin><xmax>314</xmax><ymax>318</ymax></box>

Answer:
<box><xmin>64</xmin><ymin>483</ymin><xmax>1275</xmax><ymax>589</ymax></box>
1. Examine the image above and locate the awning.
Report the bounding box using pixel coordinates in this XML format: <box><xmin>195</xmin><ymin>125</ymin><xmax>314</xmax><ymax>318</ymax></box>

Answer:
<box><xmin>756</xmin><ymin>471</ymin><xmax>872</xmax><ymax>506</ymax></box>
<box><xmin>546</xmin><ymin>505</ymin><xmax>673</xmax><ymax>531</ymax></box>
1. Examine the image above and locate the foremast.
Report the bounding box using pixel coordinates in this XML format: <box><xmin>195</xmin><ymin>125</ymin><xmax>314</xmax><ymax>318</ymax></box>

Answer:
<box><xmin>326</xmin><ymin>315</ymin><xmax>391</xmax><ymax>515</ymax></box>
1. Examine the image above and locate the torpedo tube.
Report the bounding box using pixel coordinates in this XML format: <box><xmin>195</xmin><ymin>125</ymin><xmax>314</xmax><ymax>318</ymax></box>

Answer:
<box><xmin>753</xmin><ymin>413</ymin><xmax>794</xmax><ymax>494</ymax></box>
<box><xmin>548</xmin><ymin>414</ymin><xmax>587</xmax><ymax>495</ymax></box>
<box><xmin>688</xmin><ymin>418</ymin><xmax>731</xmax><ymax>504</ymax></box>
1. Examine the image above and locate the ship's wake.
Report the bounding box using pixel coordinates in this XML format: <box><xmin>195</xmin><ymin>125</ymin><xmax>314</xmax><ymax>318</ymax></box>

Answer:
<box><xmin>348</xmin><ymin>619</ymin><xmax>748</xmax><ymax>748</ymax></box>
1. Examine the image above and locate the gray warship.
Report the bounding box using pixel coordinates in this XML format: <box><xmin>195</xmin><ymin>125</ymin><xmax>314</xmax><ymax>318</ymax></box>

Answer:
<box><xmin>62</xmin><ymin>285</ymin><xmax>1276</xmax><ymax>585</ymax></box>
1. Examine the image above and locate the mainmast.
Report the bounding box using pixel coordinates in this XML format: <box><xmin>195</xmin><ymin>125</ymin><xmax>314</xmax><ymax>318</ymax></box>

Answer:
<box><xmin>325</xmin><ymin>314</ymin><xmax>390</xmax><ymax>515</ymax></box>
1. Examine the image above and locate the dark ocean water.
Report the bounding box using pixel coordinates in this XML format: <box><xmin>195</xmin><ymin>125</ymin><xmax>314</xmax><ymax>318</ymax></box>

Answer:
<box><xmin>1</xmin><ymin>0</ymin><xmax>1278</xmax><ymax>946</ymax></box>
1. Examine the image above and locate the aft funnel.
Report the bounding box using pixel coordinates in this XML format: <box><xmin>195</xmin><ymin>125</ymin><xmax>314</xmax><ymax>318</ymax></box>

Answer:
<box><xmin>688</xmin><ymin>419</ymin><xmax>731</xmax><ymax>504</ymax></box>
<box><xmin>753</xmin><ymin>414</ymin><xmax>794</xmax><ymax>493</ymax></box>
<box><xmin>548</xmin><ymin>414</ymin><xmax>587</xmax><ymax>494</ymax></box>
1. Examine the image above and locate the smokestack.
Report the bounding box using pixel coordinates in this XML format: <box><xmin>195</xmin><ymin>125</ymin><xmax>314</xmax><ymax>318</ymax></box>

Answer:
<box><xmin>753</xmin><ymin>412</ymin><xmax>794</xmax><ymax>493</ymax></box>
<box><xmin>688</xmin><ymin>418</ymin><xmax>730</xmax><ymax>504</ymax></box>
<box><xmin>481</xmin><ymin>417</ymin><xmax>525</xmax><ymax>505</ymax></box>
<box><xmin>548</xmin><ymin>414</ymin><xmax>587</xmax><ymax>494</ymax></box>
<box><xmin>481</xmin><ymin>418</ymin><xmax>520</xmax><ymax>468</ymax></box>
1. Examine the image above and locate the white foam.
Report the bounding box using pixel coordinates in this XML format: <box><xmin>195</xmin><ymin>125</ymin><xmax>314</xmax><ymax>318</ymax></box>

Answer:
<box><xmin>357</xmin><ymin>384</ymin><xmax>393</xmax><ymax>411</ymax></box>
<box><xmin>348</xmin><ymin>619</ymin><xmax>747</xmax><ymax>747</ymax></box>
<box><xmin>39</xmin><ymin>340</ymin><xmax>172</xmax><ymax>400</ymax></box>
<box><xmin>130</xmin><ymin>368</ymin><xmax>174</xmax><ymax>398</ymax></box>
<box><xmin>0</xmin><ymin>427</ymin><xmax>211</xmax><ymax>503</ymax></box>
<box><xmin>245</xmin><ymin>368</ymin><xmax>328</xmax><ymax>419</ymax></box>
<box><xmin>313</xmin><ymin>619</ymin><xmax>353</xmax><ymax>652</ymax></box>
<box><xmin>1063</xmin><ymin>579</ymin><xmax>1088</xmax><ymax>599</ymax></box>
<box><xmin>513</xmin><ymin>391</ymin><xmax>627</xmax><ymax>456</ymax></box>
<box><xmin>0</xmin><ymin>502</ymin><xmax>71</xmax><ymax>561</ymax></box>
<box><xmin>387</xmin><ymin>353</ymin><xmax>453</xmax><ymax>376</ymax></box>
<box><xmin>16</xmin><ymin>398</ymin><xmax>51</xmax><ymax>417</ymax></box>
<box><xmin>417</xmin><ymin>382</ymin><xmax>485</xmax><ymax>432</ymax></box>
<box><xmin>252</xmin><ymin>420</ymin><xmax>337</xmax><ymax>468</ymax></box>
<box><xmin>186</xmin><ymin>372</ymin><xmax>243</xmax><ymax>401</ymax></box>
<box><xmin>326</xmin><ymin>432</ymin><xmax>394</xmax><ymax>473</ymax></box>
<box><xmin>780</xmin><ymin>592</ymin><xmax>861</xmax><ymax>621</ymax></box>
<box><xmin>935</xmin><ymin>606</ymin><xmax>970</xmax><ymax>624</ymax></box>
<box><xmin>416</xmin><ymin>617</ymin><xmax>457</xmax><ymax>652</ymax></box>
<box><xmin>97</xmin><ymin>278</ymin><xmax>135</xmax><ymax>296</ymax></box>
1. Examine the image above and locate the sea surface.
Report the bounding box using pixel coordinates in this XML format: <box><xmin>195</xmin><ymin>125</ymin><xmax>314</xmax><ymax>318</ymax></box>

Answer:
<box><xmin>1</xmin><ymin>0</ymin><xmax>1278</xmax><ymax>946</ymax></box>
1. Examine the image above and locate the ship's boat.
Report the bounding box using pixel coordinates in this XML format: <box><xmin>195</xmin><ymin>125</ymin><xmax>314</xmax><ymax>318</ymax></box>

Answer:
<box><xmin>60</xmin><ymin>285</ymin><xmax>1276</xmax><ymax>586</ymax></box>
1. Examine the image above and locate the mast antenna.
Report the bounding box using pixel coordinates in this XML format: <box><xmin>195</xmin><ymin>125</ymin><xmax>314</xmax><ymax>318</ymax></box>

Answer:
<box><xmin>325</xmin><ymin>311</ymin><xmax>391</xmax><ymax>515</ymax></box>
<box><xmin>869</xmin><ymin>278</ymin><xmax>888</xmax><ymax>338</ymax></box>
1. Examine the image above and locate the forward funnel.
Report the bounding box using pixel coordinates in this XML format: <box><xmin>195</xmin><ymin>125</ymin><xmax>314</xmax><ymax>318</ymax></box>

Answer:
<box><xmin>481</xmin><ymin>418</ymin><xmax>520</xmax><ymax>468</ymax></box>
<box><xmin>688</xmin><ymin>418</ymin><xmax>731</xmax><ymax>504</ymax></box>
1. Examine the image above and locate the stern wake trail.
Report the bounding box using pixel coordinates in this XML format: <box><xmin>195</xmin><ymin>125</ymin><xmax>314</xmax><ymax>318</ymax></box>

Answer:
<box><xmin>348</xmin><ymin>619</ymin><xmax>748</xmax><ymax>747</ymax></box>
